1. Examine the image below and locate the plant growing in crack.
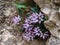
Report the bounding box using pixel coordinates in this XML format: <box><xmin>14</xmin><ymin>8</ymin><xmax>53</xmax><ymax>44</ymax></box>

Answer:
<box><xmin>12</xmin><ymin>0</ymin><xmax>51</xmax><ymax>41</ymax></box>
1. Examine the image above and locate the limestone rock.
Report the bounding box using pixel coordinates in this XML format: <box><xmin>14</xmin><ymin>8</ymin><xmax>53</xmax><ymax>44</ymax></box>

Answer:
<box><xmin>0</xmin><ymin>35</ymin><xmax>2</xmax><ymax>41</ymax></box>
<box><xmin>3</xmin><ymin>7</ymin><xmax>17</xmax><ymax>17</ymax></box>
<box><xmin>4</xmin><ymin>38</ymin><xmax>15</xmax><ymax>45</ymax></box>
<box><xmin>0</xmin><ymin>24</ymin><xmax>45</xmax><ymax>45</ymax></box>
<box><xmin>34</xmin><ymin>0</ymin><xmax>51</xmax><ymax>14</ymax></box>
<box><xmin>34</xmin><ymin>0</ymin><xmax>60</xmax><ymax>45</ymax></box>
<box><xmin>44</xmin><ymin>11</ymin><xmax>60</xmax><ymax>39</ymax></box>
<box><xmin>34</xmin><ymin>0</ymin><xmax>59</xmax><ymax>15</ymax></box>
<box><xmin>34</xmin><ymin>0</ymin><xmax>60</xmax><ymax>39</ymax></box>
<box><xmin>0</xmin><ymin>42</ymin><xmax>5</xmax><ymax>45</ymax></box>
<box><xmin>46</xmin><ymin>36</ymin><xmax>60</xmax><ymax>45</ymax></box>
<box><xmin>0</xmin><ymin>0</ymin><xmax>60</xmax><ymax>45</ymax></box>
<box><xmin>1</xmin><ymin>30</ymin><xmax>15</xmax><ymax>42</ymax></box>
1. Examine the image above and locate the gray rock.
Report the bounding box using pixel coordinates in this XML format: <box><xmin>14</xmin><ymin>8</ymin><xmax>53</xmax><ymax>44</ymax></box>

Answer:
<box><xmin>44</xmin><ymin>11</ymin><xmax>60</xmax><ymax>39</ymax></box>
<box><xmin>0</xmin><ymin>0</ymin><xmax>60</xmax><ymax>45</ymax></box>
<box><xmin>46</xmin><ymin>36</ymin><xmax>60</xmax><ymax>45</ymax></box>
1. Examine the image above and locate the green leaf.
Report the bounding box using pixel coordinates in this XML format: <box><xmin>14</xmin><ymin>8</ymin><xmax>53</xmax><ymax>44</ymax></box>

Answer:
<box><xmin>30</xmin><ymin>7</ymin><xmax>39</xmax><ymax>13</ymax></box>
<box><xmin>14</xmin><ymin>3</ymin><xmax>27</xmax><ymax>9</ymax></box>
<box><xmin>18</xmin><ymin>8</ymin><xmax>23</xmax><ymax>14</ymax></box>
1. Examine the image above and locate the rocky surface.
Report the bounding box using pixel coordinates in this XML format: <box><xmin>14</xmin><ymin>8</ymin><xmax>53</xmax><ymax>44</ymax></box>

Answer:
<box><xmin>46</xmin><ymin>35</ymin><xmax>60</xmax><ymax>45</ymax></box>
<box><xmin>0</xmin><ymin>0</ymin><xmax>45</xmax><ymax>45</ymax></box>
<box><xmin>0</xmin><ymin>25</ymin><xmax>45</xmax><ymax>45</ymax></box>
<box><xmin>0</xmin><ymin>0</ymin><xmax>60</xmax><ymax>45</ymax></box>
<box><xmin>34</xmin><ymin>0</ymin><xmax>60</xmax><ymax>45</ymax></box>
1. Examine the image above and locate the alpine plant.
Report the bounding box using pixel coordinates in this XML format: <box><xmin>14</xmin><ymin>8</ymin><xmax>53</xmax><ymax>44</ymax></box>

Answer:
<box><xmin>23</xmin><ymin>12</ymin><xmax>50</xmax><ymax>41</ymax></box>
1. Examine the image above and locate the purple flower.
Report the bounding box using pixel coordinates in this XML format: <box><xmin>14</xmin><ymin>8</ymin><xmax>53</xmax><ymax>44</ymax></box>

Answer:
<box><xmin>23</xmin><ymin>25</ymin><xmax>50</xmax><ymax>40</ymax></box>
<box><xmin>24</xmin><ymin>12</ymin><xmax>44</xmax><ymax>24</ymax></box>
<box><xmin>23</xmin><ymin>23</ymin><xmax>30</xmax><ymax>29</ymax></box>
<box><xmin>25</xmin><ymin>18</ymin><xmax>30</xmax><ymax>24</ymax></box>
<box><xmin>40</xmin><ymin>31</ymin><xmax>50</xmax><ymax>39</ymax></box>
<box><xmin>12</xmin><ymin>15</ymin><xmax>21</xmax><ymax>24</ymax></box>
<box><xmin>23</xmin><ymin>26</ymin><xmax>41</xmax><ymax>41</ymax></box>
<box><xmin>22</xmin><ymin>12</ymin><xmax>50</xmax><ymax>41</ymax></box>
<box><xmin>33</xmin><ymin>27</ymin><xmax>41</xmax><ymax>36</ymax></box>
<box><xmin>38</xmin><ymin>12</ymin><xmax>44</xmax><ymax>23</ymax></box>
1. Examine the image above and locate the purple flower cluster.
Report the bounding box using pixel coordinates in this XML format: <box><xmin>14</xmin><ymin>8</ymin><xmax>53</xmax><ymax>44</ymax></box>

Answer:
<box><xmin>12</xmin><ymin>15</ymin><xmax>21</xmax><ymax>24</ymax></box>
<box><xmin>23</xmin><ymin>12</ymin><xmax>50</xmax><ymax>41</ymax></box>
<box><xmin>23</xmin><ymin>25</ymin><xmax>49</xmax><ymax>41</ymax></box>
<box><xmin>25</xmin><ymin>12</ymin><xmax>44</xmax><ymax>24</ymax></box>
<box><xmin>23</xmin><ymin>26</ymin><xmax>41</xmax><ymax>41</ymax></box>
